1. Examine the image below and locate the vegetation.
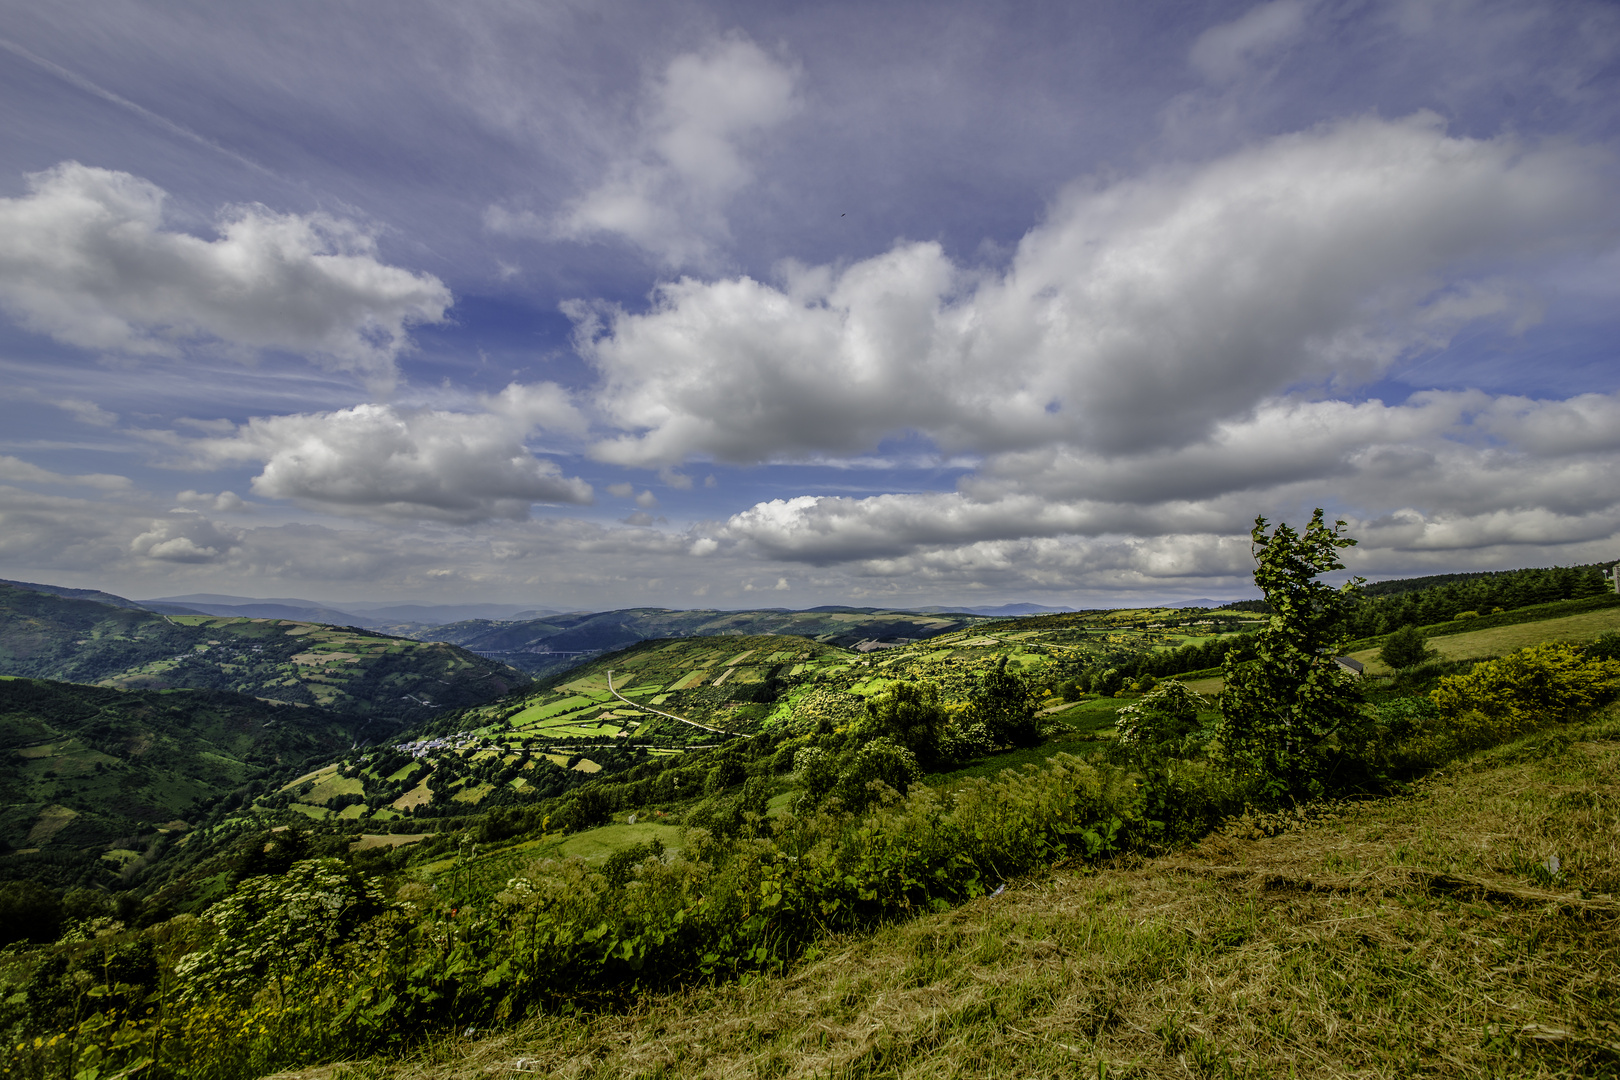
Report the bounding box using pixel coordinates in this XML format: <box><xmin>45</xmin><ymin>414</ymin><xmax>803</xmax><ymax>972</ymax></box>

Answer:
<box><xmin>0</xmin><ymin>583</ymin><xmax>529</xmax><ymax>723</ymax></box>
<box><xmin>0</xmin><ymin>677</ymin><xmax>364</xmax><ymax>888</ymax></box>
<box><xmin>4</xmin><ymin>547</ymin><xmax>1620</xmax><ymax>1080</ymax></box>
<box><xmin>409</xmin><ymin>605</ymin><xmax>993</xmax><ymax>676</ymax></box>
<box><xmin>1218</xmin><ymin>511</ymin><xmax>1365</xmax><ymax>798</ymax></box>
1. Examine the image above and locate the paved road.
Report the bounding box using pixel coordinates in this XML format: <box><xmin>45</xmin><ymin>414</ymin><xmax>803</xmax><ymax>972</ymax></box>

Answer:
<box><xmin>607</xmin><ymin>670</ymin><xmax>736</xmax><ymax>736</ymax></box>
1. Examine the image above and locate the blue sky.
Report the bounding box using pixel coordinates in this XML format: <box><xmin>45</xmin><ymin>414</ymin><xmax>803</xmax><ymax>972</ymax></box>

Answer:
<box><xmin>0</xmin><ymin>0</ymin><xmax>1616</xmax><ymax>610</ymax></box>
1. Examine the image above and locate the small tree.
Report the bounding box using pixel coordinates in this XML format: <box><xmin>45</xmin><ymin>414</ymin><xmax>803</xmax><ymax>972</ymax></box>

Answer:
<box><xmin>1218</xmin><ymin>511</ymin><xmax>1364</xmax><ymax>797</ymax></box>
<box><xmin>1379</xmin><ymin>624</ymin><xmax>1434</xmax><ymax>670</ymax></box>
<box><xmin>862</xmin><ymin>680</ymin><xmax>948</xmax><ymax>765</ymax></box>
<box><xmin>970</xmin><ymin>657</ymin><xmax>1040</xmax><ymax>747</ymax></box>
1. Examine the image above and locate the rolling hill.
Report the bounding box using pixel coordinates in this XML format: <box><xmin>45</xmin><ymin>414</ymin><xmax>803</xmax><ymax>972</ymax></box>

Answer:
<box><xmin>0</xmin><ymin>676</ymin><xmax>366</xmax><ymax>885</ymax></box>
<box><xmin>409</xmin><ymin>605</ymin><xmax>995</xmax><ymax>676</ymax></box>
<box><xmin>0</xmin><ymin>581</ymin><xmax>530</xmax><ymax>724</ymax></box>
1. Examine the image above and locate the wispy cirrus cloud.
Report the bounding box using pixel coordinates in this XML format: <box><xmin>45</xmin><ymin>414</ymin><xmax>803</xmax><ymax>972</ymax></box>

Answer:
<box><xmin>487</xmin><ymin>33</ymin><xmax>800</xmax><ymax>267</ymax></box>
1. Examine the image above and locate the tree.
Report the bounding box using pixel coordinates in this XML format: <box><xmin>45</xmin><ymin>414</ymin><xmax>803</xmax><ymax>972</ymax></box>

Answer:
<box><xmin>1379</xmin><ymin>624</ymin><xmax>1435</xmax><ymax>670</ymax></box>
<box><xmin>862</xmin><ymin>680</ymin><xmax>948</xmax><ymax>764</ymax></box>
<box><xmin>1115</xmin><ymin>680</ymin><xmax>1207</xmax><ymax>747</ymax></box>
<box><xmin>970</xmin><ymin>657</ymin><xmax>1040</xmax><ymax>748</ymax></box>
<box><xmin>1218</xmin><ymin>511</ymin><xmax>1364</xmax><ymax>797</ymax></box>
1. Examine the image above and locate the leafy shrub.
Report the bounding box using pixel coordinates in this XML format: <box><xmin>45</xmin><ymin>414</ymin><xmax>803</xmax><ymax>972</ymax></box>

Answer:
<box><xmin>1588</xmin><ymin>631</ymin><xmax>1620</xmax><ymax>662</ymax></box>
<box><xmin>829</xmin><ymin>737</ymin><xmax>921</xmax><ymax>813</ymax></box>
<box><xmin>1378</xmin><ymin>624</ymin><xmax>1435</xmax><ymax>670</ymax></box>
<box><xmin>968</xmin><ymin>658</ymin><xmax>1039</xmax><ymax>748</ymax></box>
<box><xmin>1115</xmin><ymin>680</ymin><xmax>1207</xmax><ymax>747</ymax></box>
<box><xmin>176</xmin><ymin>858</ymin><xmax>390</xmax><ymax>1004</ymax></box>
<box><xmin>1429</xmin><ymin>643</ymin><xmax>1620</xmax><ymax>750</ymax></box>
<box><xmin>861</xmin><ymin>681</ymin><xmax>948</xmax><ymax>765</ymax></box>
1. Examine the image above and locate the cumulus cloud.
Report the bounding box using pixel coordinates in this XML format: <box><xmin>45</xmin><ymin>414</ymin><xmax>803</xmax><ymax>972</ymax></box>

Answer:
<box><xmin>0</xmin><ymin>162</ymin><xmax>451</xmax><ymax>377</ymax></box>
<box><xmin>491</xmin><ymin>34</ymin><xmax>799</xmax><ymax>266</ymax></box>
<box><xmin>130</xmin><ymin>511</ymin><xmax>238</xmax><ymax>563</ymax></box>
<box><xmin>577</xmin><ymin>114</ymin><xmax>1611</xmax><ymax>467</ymax></box>
<box><xmin>189</xmin><ymin>386</ymin><xmax>592</xmax><ymax>522</ymax></box>
<box><xmin>713</xmin><ymin>390</ymin><xmax>1620</xmax><ymax>570</ymax></box>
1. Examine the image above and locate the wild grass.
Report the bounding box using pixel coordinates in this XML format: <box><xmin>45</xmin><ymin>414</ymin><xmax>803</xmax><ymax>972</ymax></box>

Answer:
<box><xmin>335</xmin><ymin>704</ymin><xmax>1620</xmax><ymax>1080</ymax></box>
<box><xmin>1350</xmin><ymin>607</ymin><xmax>1620</xmax><ymax>675</ymax></box>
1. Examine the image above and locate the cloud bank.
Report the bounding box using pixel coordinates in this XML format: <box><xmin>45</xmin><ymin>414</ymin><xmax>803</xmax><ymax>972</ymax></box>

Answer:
<box><xmin>188</xmin><ymin>384</ymin><xmax>592</xmax><ymax>523</ymax></box>
<box><xmin>0</xmin><ymin>162</ymin><xmax>451</xmax><ymax>377</ymax></box>
<box><xmin>578</xmin><ymin>114</ymin><xmax>1610</xmax><ymax>467</ymax></box>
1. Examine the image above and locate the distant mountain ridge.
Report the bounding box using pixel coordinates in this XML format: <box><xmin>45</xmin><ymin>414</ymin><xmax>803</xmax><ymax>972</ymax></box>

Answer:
<box><xmin>143</xmin><ymin>594</ymin><xmax>565</xmax><ymax>626</ymax></box>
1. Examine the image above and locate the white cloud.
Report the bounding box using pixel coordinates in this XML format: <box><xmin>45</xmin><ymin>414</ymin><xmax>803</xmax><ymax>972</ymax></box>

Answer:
<box><xmin>0</xmin><ymin>454</ymin><xmax>130</xmax><ymax>491</ymax></box>
<box><xmin>578</xmin><ymin>114</ymin><xmax>1612</xmax><ymax>468</ymax></box>
<box><xmin>0</xmin><ymin>162</ymin><xmax>452</xmax><ymax>378</ymax></box>
<box><xmin>492</xmin><ymin>34</ymin><xmax>800</xmax><ymax>266</ymax></box>
<box><xmin>713</xmin><ymin>390</ymin><xmax>1620</xmax><ymax>570</ymax></box>
<box><xmin>130</xmin><ymin>511</ymin><xmax>238</xmax><ymax>564</ymax></box>
<box><xmin>189</xmin><ymin>388</ymin><xmax>592</xmax><ymax>522</ymax></box>
<box><xmin>1189</xmin><ymin>0</ymin><xmax>1310</xmax><ymax>83</ymax></box>
<box><xmin>634</xmin><ymin>489</ymin><xmax>659</xmax><ymax>509</ymax></box>
<box><xmin>53</xmin><ymin>397</ymin><xmax>119</xmax><ymax>427</ymax></box>
<box><xmin>176</xmin><ymin>489</ymin><xmax>247</xmax><ymax>512</ymax></box>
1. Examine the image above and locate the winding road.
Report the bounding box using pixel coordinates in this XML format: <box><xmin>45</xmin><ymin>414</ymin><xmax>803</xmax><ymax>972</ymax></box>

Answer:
<box><xmin>607</xmin><ymin>670</ymin><xmax>737</xmax><ymax>736</ymax></box>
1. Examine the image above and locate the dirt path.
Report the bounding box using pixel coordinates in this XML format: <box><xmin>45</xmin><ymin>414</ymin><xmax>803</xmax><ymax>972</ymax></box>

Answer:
<box><xmin>606</xmin><ymin>670</ymin><xmax>736</xmax><ymax>736</ymax></box>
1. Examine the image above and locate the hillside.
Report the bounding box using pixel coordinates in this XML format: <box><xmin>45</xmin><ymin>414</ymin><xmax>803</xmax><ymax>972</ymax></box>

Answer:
<box><xmin>0</xmin><ymin>582</ymin><xmax>530</xmax><ymax>724</ymax></box>
<box><xmin>408</xmin><ymin>605</ymin><xmax>995</xmax><ymax>676</ymax></box>
<box><xmin>383</xmin><ymin>707</ymin><xmax>1620</xmax><ymax>1080</ymax></box>
<box><xmin>3</xmin><ymin>576</ymin><xmax>1619</xmax><ymax>1080</ymax></box>
<box><xmin>0</xmin><ymin>676</ymin><xmax>363</xmax><ymax>886</ymax></box>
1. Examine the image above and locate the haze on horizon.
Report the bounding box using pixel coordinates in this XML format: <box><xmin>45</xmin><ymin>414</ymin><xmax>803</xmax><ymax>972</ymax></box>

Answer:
<box><xmin>0</xmin><ymin>0</ymin><xmax>1616</xmax><ymax>612</ymax></box>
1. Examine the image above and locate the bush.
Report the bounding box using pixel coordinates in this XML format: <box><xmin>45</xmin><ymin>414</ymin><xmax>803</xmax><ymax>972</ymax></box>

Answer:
<box><xmin>968</xmin><ymin>658</ymin><xmax>1039</xmax><ymax>748</ymax></box>
<box><xmin>861</xmin><ymin>681</ymin><xmax>948</xmax><ymax>765</ymax></box>
<box><xmin>829</xmin><ymin>737</ymin><xmax>921</xmax><ymax>813</ymax></box>
<box><xmin>176</xmin><ymin>858</ymin><xmax>390</xmax><ymax>1005</ymax></box>
<box><xmin>1115</xmin><ymin>680</ymin><xmax>1207</xmax><ymax>748</ymax></box>
<box><xmin>1588</xmin><ymin>631</ymin><xmax>1620</xmax><ymax>662</ymax></box>
<box><xmin>1379</xmin><ymin>624</ymin><xmax>1435</xmax><ymax>670</ymax></box>
<box><xmin>1430</xmin><ymin>643</ymin><xmax>1620</xmax><ymax>749</ymax></box>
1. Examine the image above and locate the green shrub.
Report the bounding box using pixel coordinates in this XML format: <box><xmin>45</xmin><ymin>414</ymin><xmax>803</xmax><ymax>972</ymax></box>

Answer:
<box><xmin>1115</xmin><ymin>680</ymin><xmax>1207</xmax><ymax>747</ymax></box>
<box><xmin>829</xmin><ymin>737</ymin><xmax>921</xmax><ymax>813</ymax></box>
<box><xmin>1378</xmin><ymin>624</ymin><xmax>1435</xmax><ymax>670</ymax></box>
<box><xmin>1429</xmin><ymin>643</ymin><xmax>1620</xmax><ymax>749</ymax></box>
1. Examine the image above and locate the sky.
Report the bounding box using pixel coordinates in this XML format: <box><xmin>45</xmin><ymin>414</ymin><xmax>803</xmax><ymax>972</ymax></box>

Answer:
<box><xmin>0</xmin><ymin>0</ymin><xmax>1617</xmax><ymax>611</ymax></box>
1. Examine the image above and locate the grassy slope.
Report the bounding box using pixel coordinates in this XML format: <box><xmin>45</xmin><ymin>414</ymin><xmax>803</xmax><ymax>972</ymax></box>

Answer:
<box><xmin>351</xmin><ymin>708</ymin><xmax>1620</xmax><ymax>1080</ymax></box>
<box><xmin>0</xmin><ymin>676</ymin><xmax>361</xmax><ymax>855</ymax></box>
<box><xmin>1179</xmin><ymin>603</ymin><xmax>1620</xmax><ymax>696</ymax></box>
<box><xmin>1348</xmin><ymin>606</ymin><xmax>1620</xmax><ymax>674</ymax></box>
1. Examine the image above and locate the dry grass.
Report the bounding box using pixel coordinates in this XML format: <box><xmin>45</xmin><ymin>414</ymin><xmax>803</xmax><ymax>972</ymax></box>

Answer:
<box><xmin>333</xmin><ymin>710</ymin><xmax>1620</xmax><ymax>1080</ymax></box>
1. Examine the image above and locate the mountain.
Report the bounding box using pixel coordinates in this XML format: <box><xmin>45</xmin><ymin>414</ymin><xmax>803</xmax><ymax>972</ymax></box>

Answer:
<box><xmin>0</xmin><ymin>675</ymin><xmax>363</xmax><ymax>883</ymax></box>
<box><xmin>141</xmin><ymin>600</ymin><xmax>389</xmax><ymax>627</ymax></box>
<box><xmin>0</xmin><ymin>578</ymin><xmax>157</xmax><ymax>613</ymax></box>
<box><xmin>144</xmin><ymin>594</ymin><xmax>566</xmax><ymax>627</ymax></box>
<box><xmin>406</xmin><ymin>606</ymin><xmax>992</xmax><ymax>675</ymax></box>
<box><xmin>0</xmin><ymin>581</ymin><xmax>530</xmax><ymax>724</ymax></box>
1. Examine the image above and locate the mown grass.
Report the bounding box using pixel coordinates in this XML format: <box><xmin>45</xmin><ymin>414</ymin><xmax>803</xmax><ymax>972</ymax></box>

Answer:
<box><xmin>327</xmin><ymin>706</ymin><xmax>1620</xmax><ymax>1080</ymax></box>
<box><xmin>1349</xmin><ymin>606</ymin><xmax>1620</xmax><ymax>675</ymax></box>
